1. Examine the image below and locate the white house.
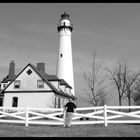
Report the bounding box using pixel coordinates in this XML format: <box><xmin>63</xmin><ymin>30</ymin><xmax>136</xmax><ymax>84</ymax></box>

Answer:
<box><xmin>0</xmin><ymin>61</ymin><xmax>76</xmax><ymax>108</ymax></box>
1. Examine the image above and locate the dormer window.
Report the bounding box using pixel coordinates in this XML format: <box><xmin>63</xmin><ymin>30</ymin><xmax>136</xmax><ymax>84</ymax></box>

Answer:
<box><xmin>14</xmin><ymin>80</ymin><xmax>20</xmax><ymax>89</ymax></box>
<box><xmin>3</xmin><ymin>84</ymin><xmax>7</xmax><ymax>88</ymax></box>
<box><xmin>37</xmin><ymin>80</ymin><xmax>44</xmax><ymax>88</ymax></box>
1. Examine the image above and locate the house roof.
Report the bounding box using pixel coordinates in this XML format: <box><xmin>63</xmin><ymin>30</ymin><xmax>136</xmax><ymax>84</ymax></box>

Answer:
<box><xmin>0</xmin><ymin>63</ymin><xmax>76</xmax><ymax>100</ymax></box>
<box><xmin>1</xmin><ymin>75</ymin><xmax>16</xmax><ymax>83</ymax></box>
<box><xmin>45</xmin><ymin>74</ymin><xmax>60</xmax><ymax>81</ymax></box>
<box><xmin>59</xmin><ymin>79</ymin><xmax>72</xmax><ymax>89</ymax></box>
<box><xmin>59</xmin><ymin>89</ymin><xmax>76</xmax><ymax>99</ymax></box>
<box><xmin>0</xmin><ymin>89</ymin><xmax>3</xmax><ymax>97</ymax></box>
<box><xmin>45</xmin><ymin>74</ymin><xmax>72</xmax><ymax>88</ymax></box>
<box><xmin>30</xmin><ymin>63</ymin><xmax>76</xmax><ymax>100</ymax></box>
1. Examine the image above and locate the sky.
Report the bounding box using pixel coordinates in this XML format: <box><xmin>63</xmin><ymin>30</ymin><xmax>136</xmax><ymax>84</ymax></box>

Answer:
<box><xmin>0</xmin><ymin>3</ymin><xmax>140</xmax><ymax>107</ymax></box>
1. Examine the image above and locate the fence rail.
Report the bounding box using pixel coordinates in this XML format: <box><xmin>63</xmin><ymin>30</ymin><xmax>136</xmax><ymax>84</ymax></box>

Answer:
<box><xmin>0</xmin><ymin>105</ymin><xmax>140</xmax><ymax>127</ymax></box>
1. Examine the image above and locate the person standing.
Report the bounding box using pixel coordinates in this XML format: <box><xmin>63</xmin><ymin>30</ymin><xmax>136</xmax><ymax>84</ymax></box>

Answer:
<box><xmin>64</xmin><ymin>99</ymin><xmax>76</xmax><ymax>128</ymax></box>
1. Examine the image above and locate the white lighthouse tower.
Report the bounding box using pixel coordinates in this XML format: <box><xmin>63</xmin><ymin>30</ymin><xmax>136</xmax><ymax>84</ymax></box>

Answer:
<box><xmin>56</xmin><ymin>12</ymin><xmax>75</xmax><ymax>95</ymax></box>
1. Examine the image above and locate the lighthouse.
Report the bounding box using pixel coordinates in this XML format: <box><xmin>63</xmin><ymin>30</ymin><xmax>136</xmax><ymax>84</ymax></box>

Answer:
<box><xmin>56</xmin><ymin>12</ymin><xmax>75</xmax><ymax>95</ymax></box>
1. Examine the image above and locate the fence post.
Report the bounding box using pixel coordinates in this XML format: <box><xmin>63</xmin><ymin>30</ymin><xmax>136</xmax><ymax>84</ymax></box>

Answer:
<box><xmin>104</xmin><ymin>104</ymin><xmax>108</xmax><ymax>127</ymax></box>
<box><xmin>25</xmin><ymin>106</ymin><xmax>29</xmax><ymax>127</ymax></box>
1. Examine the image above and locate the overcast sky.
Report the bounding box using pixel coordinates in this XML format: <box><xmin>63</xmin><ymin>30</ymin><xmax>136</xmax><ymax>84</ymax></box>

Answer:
<box><xmin>0</xmin><ymin>3</ymin><xmax>140</xmax><ymax>106</ymax></box>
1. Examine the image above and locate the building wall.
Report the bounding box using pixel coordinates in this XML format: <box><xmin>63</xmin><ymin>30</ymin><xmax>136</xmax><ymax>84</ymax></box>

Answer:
<box><xmin>57</xmin><ymin>29</ymin><xmax>75</xmax><ymax>95</ymax></box>
<box><xmin>3</xmin><ymin>65</ymin><xmax>56</xmax><ymax>108</ymax></box>
<box><xmin>50</xmin><ymin>81</ymin><xmax>59</xmax><ymax>90</ymax></box>
<box><xmin>59</xmin><ymin>85</ymin><xmax>66</xmax><ymax>92</ymax></box>
<box><xmin>5</xmin><ymin>66</ymin><xmax>52</xmax><ymax>91</ymax></box>
<box><xmin>2</xmin><ymin>65</ymin><xmax>71</xmax><ymax>108</ymax></box>
<box><xmin>66</xmin><ymin>87</ymin><xmax>71</xmax><ymax>95</ymax></box>
<box><xmin>3</xmin><ymin>92</ymin><xmax>55</xmax><ymax>108</ymax></box>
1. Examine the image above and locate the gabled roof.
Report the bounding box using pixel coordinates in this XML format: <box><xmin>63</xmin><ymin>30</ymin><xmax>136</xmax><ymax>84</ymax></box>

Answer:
<box><xmin>0</xmin><ymin>63</ymin><xmax>76</xmax><ymax>100</ymax></box>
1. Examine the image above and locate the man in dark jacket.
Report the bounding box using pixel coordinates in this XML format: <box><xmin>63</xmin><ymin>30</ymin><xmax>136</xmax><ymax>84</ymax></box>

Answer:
<box><xmin>64</xmin><ymin>99</ymin><xmax>76</xmax><ymax>128</ymax></box>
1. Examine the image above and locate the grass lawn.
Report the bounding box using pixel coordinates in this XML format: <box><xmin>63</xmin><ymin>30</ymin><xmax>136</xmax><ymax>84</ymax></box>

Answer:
<box><xmin>0</xmin><ymin>123</ymin><xmax>140</xmax><ymax>137</ymax></box>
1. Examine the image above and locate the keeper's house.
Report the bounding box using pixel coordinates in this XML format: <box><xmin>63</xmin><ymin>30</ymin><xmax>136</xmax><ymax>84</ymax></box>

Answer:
<box><xmin>0</xmin><ymin>61</ymin><xmax>76</xmax><ymax>108</ymax></box>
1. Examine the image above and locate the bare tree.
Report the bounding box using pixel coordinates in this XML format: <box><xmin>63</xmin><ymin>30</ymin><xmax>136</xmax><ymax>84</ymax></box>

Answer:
<box><xmin>133</xmin><ymin>79</ymin><xmax>140</xmax><ymax>105</ymax></box>
<box><xmin>123</xmin><ymin>65</ymin><xmax>140</xmax><ymax>107</ymax></box>
<box><xmin>106</xmin><ymin>63</ymin><xmax>140</xmax><ymax>109</ymax></box>
<box><xmin>106</xmin><ymin>63</ymin><xmax>126</xmax><ymax>106</ymax></box>
<box><xmin>81</xmin><ymin>52</ymin><xmax>108</xmax><ymax>106</ymax></box>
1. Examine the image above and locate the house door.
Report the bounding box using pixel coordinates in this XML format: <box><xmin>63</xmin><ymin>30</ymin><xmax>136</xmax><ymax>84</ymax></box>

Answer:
<box><xmin>12</xmin><ymin>97</ymin><xmax>18</xmax><ymax>107</ymax></box>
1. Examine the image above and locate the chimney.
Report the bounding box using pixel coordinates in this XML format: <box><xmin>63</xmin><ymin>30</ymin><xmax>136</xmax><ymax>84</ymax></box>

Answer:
<box><xmin>8</xmin><ymin>60</ymin><xmax>15</xmax><ymax>80</ymax></box>
<box><xmin>37</xmin><ymin>63</ymin><xmax>45</xmax><ymax>73</ymax></box>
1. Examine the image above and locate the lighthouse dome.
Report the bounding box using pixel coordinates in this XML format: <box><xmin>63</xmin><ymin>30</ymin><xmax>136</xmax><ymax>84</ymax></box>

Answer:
<box><xmin>61</xmin><ymin>12</ymin><xmax>70</xmax><ymax>19</ymax></box>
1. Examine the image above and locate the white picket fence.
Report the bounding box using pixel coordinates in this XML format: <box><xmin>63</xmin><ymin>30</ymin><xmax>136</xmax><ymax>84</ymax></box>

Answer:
<box><xmin>0</xmin><ymin>105</ymin><xmax>140</xmax><ymax>127</ymax></box>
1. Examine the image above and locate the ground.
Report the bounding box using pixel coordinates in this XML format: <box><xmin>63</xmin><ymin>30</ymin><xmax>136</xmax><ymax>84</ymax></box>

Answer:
<box><xmin>0</xmin><ymin>123</ymin><xmax>139</xmax><ymax>137</ymax></box>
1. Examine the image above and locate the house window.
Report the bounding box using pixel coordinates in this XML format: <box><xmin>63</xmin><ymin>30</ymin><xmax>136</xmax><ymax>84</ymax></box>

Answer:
<box><xmin>55</xmin><ymin>97</ymin><xmax>57</xmax><ymax>108</ymax></box>
<box><xmin>37</xmin><ymin>80</ymin><xmax>44</xmax><ymax>88</ymax></box>
<box><xmin>55</xmin><ymin>97</ymin><xmax>61</xmax><ymax>108</ymax></box>
<box><xmin>58</xmin><ymin>98</ymin><xmax>61</xmax><ymax>108</ymax></box>
<box><xmin>0</xmin><ymin>98</ymin><xmax>3</xmax><ymax>106</ymax></box>
<box><xmin>14</xmin><ymin>80</ymin><xmax>20</xmax><ymax>89</ymax></box>
<box><xmin>12</xmin><ymin>97</ymin><xmax>18</xmax><ymax>107</ymax></box>
<box><xmin>60</xmin><ymin>54</ymin><xmax>63</xmax><ymax>57</ymax></box>
<box><xmin>3</xmin><ymin>84</ymin><xmax>7</xmax><ymax>88</ymax></box>
<box><xmin>26</xmin><ymin>69</ymin><xmax>32</xmax><ymax>75</ymax></box>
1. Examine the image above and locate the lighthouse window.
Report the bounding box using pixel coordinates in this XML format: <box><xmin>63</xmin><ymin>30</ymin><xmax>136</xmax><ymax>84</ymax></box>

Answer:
<box><xmin>60</xmin><ymin>54</ymin><xmax>63</xmax><ymax>57</ymax></box>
